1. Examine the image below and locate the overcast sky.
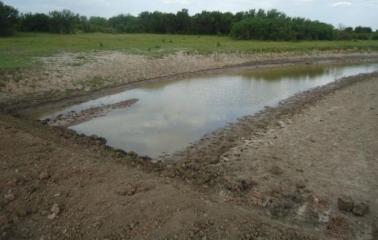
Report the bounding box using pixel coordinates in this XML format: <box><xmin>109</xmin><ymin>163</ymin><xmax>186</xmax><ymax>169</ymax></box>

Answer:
<box><xmin>4</xmin><ymin>0</ymin><xmax>378</xmax><ymax>29</ymax></box>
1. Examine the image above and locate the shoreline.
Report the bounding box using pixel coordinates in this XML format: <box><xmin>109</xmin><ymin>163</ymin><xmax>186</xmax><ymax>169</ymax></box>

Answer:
<box><xmin>0</xmin><ymin>54</ymin><xmax>377</xmax><ymax>239</ymax></box>
<box><xmin>2</xmin><ymin>51</ymin><xmax>378</xmax><ymax>117</ymax></box>
<box><xmin>162</xmin><ymin>71</ymin><xmax>378</xmax><ymax>184</ymax></box>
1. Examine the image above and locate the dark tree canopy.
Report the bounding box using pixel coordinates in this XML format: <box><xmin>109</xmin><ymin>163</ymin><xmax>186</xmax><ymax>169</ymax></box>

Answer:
<box><xmin>48</xmin><ymin>10</ymin><xmax>79</xmax><ymax>34</ymax></box>
<box><xmin>0</xmin><ymin>1</ymin><xmax>19</xmax><ymax>36</ymax></box>
<box><xmin>19</xmin><ymin>13</ymin><xmax>50</xmax><ymax>32</ymax></box>
<box><xmin>1</xmin><ymin>1</ymin><xmax>376</xmax><ymax>41</ymax></box>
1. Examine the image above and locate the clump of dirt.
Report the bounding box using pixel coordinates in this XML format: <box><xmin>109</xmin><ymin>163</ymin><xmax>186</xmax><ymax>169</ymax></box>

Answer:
<box><xmin>43</xmin><ymin>98</ymin><xmax>138</xmax><ymax>127</ymax></box>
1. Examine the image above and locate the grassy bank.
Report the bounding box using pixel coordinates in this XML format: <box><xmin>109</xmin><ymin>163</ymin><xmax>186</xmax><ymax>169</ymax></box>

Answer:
<box><xmin>1</xmin><ymin>32</ymin><xmax>378</xmax><ymax>69</ymax></box>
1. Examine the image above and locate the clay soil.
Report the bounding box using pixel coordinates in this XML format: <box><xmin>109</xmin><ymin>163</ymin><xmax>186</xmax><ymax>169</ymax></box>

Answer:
<box><xmin>1</xmin><ymin>54</ymin><xmax>378</xmax><ymax>240</ymax></box>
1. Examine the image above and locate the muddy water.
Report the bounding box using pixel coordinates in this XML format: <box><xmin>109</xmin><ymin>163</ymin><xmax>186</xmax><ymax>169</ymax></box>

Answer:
<box><xmin>49</xmin><ymin>63</ymin><xmax>378</xmax><ymax>157</ymax></box>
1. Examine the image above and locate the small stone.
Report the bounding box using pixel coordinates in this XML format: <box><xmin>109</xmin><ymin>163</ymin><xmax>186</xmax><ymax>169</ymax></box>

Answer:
<box><xmin>39</xmin><ymin>171</ymin><xmax>50</xmax><ymax>180</ymax></box>
<box><xmin>47</xmin><ymin>213</ymin><xmax>57</xmax><ymax>220</ymax></box>
<box><xmin>337</xmin><ymin>196</ymin><xmax>354</xmax><ymax>212</ymax></box>
<box><xmin>278</xmin><ymin>121</ymin><xmax>286</xmax><ymax>128</ymax></box>
<box><xmin>116</xmin><ymin>185</ymin><xmax>137</xmax><ymax>196</ymax></box>
<box><xmin>4</xmin><ymin>192</ymin><xmax>15</xmax><ymax>202</ymax></box>
<box><xmin>51</xmin><ymin>203</ymin><xmax>60</xmax><ymax>214</ymax></box>
<box><xmin>352</xmin><ymin>202</ymin><xmax>369</xmax><ymax>216</ymax></box>
<box><xmin>48</xmin><ymin>203</ymin><xmax>60</xmax><ymax>220</ymax></box>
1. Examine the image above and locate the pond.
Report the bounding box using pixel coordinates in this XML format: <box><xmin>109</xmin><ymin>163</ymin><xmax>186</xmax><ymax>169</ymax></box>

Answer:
<box><xmin>45</xmin><ymin>63</ymin><xmax>378</xmax><ymax>158</ymax></box>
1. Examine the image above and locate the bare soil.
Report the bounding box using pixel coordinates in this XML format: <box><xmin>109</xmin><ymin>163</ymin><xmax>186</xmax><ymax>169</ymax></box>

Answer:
<box><xmin>2</xmin><ymin>51</ymin><xmax>378</xmax><ymax>114</ymax></box>
<box><xmin>0</xmin><ymin>53</ymin><xmax>378</xmax><ymax>239</ymax></box>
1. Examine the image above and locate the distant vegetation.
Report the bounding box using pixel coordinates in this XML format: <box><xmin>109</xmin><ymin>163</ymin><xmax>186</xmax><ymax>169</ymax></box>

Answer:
<box><xmin>0</xmin><ymin>1</ymin><xmax>377</xmax><ymax>41</ymax></box>
<box><xmin>0</xmin><ymin>1</ymin><xmax>18</xmax><ymax>36</ymax></box>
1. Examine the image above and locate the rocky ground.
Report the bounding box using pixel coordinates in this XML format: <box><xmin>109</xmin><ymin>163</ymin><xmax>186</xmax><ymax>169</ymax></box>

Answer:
<box><xmin>1</xmin><ymin>54</ymin><xmax>378</xmax><ymax>239</ymax></box>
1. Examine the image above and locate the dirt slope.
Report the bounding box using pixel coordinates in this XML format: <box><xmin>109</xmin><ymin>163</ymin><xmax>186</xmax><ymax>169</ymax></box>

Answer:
<box><xmin>1</xmin><ymin>71</ymin><xmax>378</xmax><ymax>239</ymax></box>
<box><xmin>0</xmin><ymin>116</ymin><xmax>318</xmax><ymax>240</ymax></box>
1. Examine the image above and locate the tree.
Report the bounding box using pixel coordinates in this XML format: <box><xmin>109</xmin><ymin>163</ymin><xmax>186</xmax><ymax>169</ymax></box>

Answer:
<box><xmin>354</xmin><ymin>26</ymin><xmax>372</xmax><ymax>34</ymax></box>
<box><xmin>0</xmin><ymin>1</ymin><xmax>18</xmax><ymax>36</ymax></box>
<box><xmin>88</xmin><ymin>16</ymin><xmax>110</xmax><ymax>32</ymax></box>
<box><xmin>231</xmin><ymin>10</ymin><xmax>334</xmax><ymax>41</ymax></box>
<box><xmin>49</xmin><ymin>10</ymin><xmax>78</xmax><ymax>33</ymax></box>
<box><xmin>19</xmin><ymin>13</ymin><xmax>50</xmax><ymax>32</ymax></box>
<box><xmin>176</xmin><ymin>9</ymin><xmax>191</xmax><ymax>33</ymax></box>
<box><xmin>109</xmin><ymin>14</ymin><xmax>141</xmax><ymax>33</ymax></box>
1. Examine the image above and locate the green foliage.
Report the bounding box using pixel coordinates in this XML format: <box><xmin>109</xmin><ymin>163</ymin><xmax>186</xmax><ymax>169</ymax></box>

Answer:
<box><xmin>48</xmin><ymin>10</ymin><xmax>78</xmax><ymax>33</ymax></box>
<box><xmin>191</xmin><ymin>11</ymin><xmax>234</xmax><ymax>35</ymax></box>
<box><xmin>19</xmin><ymin>13</ymin><xmax>50</xmax><ymax>32</ymax></box>
<box><xmin>354</xmin><ymin>26</ymin><xmax>372</xmax><ymax>34</ymax></box>
<box><xmin>337</xmin><ymin>26</ymin><xmax>376</xmax><ymax>40</ymax></box>
<box><xmin>108</xmin><ymin>14</ymin><xmax>141</xmax><ymax>33</ymax></box>
<box><xmin>0</xmin><ymin>1</ymin><xmax>18</xmax><ymax>36</ymax></box>
<box><xmin>1</xmin><ymin>0</ymin><xmax>377</xmax><ymax>41</ymax></box>
<box><xmin>230</xmin><ymin>10</ymin><xmax>335</xmax><ymax>41</ymax></box>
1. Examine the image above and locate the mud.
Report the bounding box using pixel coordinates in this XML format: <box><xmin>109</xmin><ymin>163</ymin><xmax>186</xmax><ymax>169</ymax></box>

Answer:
<box><xmin>1</xmin><ymin>52</ymin><xmax>378</xmax><ymax>239</ymax></box>
<box><xmin>43</xmin><ymin>98</ymin><xmax>138</xmax><ymax>127</ymax></box>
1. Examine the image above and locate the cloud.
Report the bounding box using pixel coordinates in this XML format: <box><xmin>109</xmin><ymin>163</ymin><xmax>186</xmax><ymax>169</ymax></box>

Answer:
<box><xmin>331</xmin><ymin>1</ymin><xmax>352</xmax><ymax>7</ymax></box>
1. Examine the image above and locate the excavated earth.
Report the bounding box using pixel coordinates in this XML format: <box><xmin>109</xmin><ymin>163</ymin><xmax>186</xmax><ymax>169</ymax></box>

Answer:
<box><xmin>0</xmin><ymin>52</ymin><xmax>378</xmax><ymax>240</ymax></box>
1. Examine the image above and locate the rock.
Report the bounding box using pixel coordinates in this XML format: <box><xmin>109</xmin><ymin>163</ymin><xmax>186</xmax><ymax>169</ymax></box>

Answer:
<box><xmin>116</xmin><ymin>185</ymin><xmax>137</xmax><ymax>196</ymax></box>
<box><xmin>337</xmin><ymin>196</ymin><xmax>354</xmax><ymax>212</ymax></box>
<box><xmin>278</xmin><ymin>121</ymin><xmax>286</xmax><ymax>128</ymax></box>
<box><xmin>39</xmin><ymin>171</ymin><xmax>50</xmax><ymax>180</ymax></box>
<box><xmin>47</xmin><ymin>203</ymin><xmax>61</xmax><ymax>220</ymax></box>
<box><xmin>4</xmin><ymin>192</ymin><xmax>15</xmax><ymax>202</ymax></box>
<box><xmin>47</xmin><ymin>212</ymin><xmax>57</xmax><ymax>220</ymax></box>
<box><xmin>352</xmin><ymin>202</ymin><xmax>369</xmax><ymax>216</ymax></box>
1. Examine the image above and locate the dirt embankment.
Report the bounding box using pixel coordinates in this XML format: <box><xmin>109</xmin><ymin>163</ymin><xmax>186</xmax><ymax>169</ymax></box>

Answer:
<box><xmin>1</xmin><ymin>67</ymin><xmax>378</xmax><ymax>239</ymax></box>
<box><xmin>162</xmin><ymin>71</ymin><xmax>378</xmax><ymax>239</ymax></box>
<box><xmin>43</xmin><ymin>98</ymin><xmax>138</xmax><ymax>127</ymax></box>
<box><xmin>1</xmin><ymin>51</ymin><xmax>378</xmax><ymax>114</ymax></box>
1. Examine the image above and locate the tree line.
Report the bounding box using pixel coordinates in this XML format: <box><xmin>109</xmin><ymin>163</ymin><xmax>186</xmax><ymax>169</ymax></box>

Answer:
<box><xmin>1</xmin><ymin>1</ymin><xmax>377</xmax><ymax>40</ymax></box>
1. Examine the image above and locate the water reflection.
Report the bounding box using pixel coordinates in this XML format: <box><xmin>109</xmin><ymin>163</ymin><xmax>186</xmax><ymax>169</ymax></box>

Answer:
<box><xmin>55</xmin><ymin>63</ymin><xmax>378</xmax><ymax>157</ymax></box>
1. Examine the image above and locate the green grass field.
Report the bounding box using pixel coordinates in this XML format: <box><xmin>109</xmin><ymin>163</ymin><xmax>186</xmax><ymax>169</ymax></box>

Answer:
<box><xmin>1</xmin><ymin>32</ymin><xmax>378</xmax><ymax>69</ymax></box>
